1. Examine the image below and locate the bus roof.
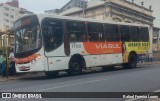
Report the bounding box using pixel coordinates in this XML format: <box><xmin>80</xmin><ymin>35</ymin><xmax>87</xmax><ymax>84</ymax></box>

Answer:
<box><xmin>18</xmin><ymin>14</ymin><xmax>150</xmax><ymax>27</ymax></box>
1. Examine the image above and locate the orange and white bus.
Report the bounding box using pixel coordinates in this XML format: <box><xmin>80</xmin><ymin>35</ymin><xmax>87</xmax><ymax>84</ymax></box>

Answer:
<box><xmin>13</xmin><ymin>14</ymin><xmax>150</xmax><ymax>77</ymax></box>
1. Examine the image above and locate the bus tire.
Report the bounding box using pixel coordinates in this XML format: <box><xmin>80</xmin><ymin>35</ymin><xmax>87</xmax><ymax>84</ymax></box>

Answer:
<box><xmin>68</xmin><ymin>58</ymin><xmax>82</xmax><ymax>76</ymax></box>
<box><xmin>45</xmin><ymin>71</ymin><xmax>59</xmax><ymax>77</ymax></box>
<box><xmin>123</xmin><ymin>53</ymin><xmax>137</xmax><ymax>69</ymax></box>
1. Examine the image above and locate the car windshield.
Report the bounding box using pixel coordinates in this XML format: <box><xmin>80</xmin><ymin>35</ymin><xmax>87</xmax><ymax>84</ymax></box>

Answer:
<box><xmin>15</xmin><ymin>26</ymin><xmax>41</xmax><ymax>53</ymax></box>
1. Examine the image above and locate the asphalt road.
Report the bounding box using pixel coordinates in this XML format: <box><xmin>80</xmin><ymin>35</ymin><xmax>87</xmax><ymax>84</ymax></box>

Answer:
<box><xmin>0</xmin><ymin>63</ymin><xmax>160</xmax><ymax>101</ymax></box>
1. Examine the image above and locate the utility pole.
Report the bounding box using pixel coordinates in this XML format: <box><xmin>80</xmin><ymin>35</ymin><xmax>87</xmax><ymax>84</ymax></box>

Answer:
<box><xmin>5</xmin><ymin>30</ymin><xmax>9</xmax><ymax>79</ymax></box>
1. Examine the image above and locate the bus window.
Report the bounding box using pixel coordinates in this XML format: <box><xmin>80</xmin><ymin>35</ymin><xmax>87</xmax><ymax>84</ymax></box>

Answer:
<box><xmin>104</xmin><ymin>24</ymin><xmax>120</xmax><ymax>42</ymax></box>
<box><xmin>42</xmin><ymin>18</ymin><xmax>63</xmax><ymax>52</ymax></box>
<box><xmin>140</xmin><ymin>27</ymin><xmax>149</xmax><ymax>42</ymax></box>
<box><xmin>87</xmin><ymin>23</ymin><xmax>104</xmax><ymax>42</ymax></box>
<box><xmin>130</xmin><ymin>26</ymin><xmax>141</xmax><ymax>42</ymax></box>
<box><xmin>119</xmin><ymin>25</ymin><xmax>131</xmax><ymax>42</ymax></box>
<box><xmin>67</xmin><ymin>21</ymin><xmax>87</xmax><ymax>42</ymax></box>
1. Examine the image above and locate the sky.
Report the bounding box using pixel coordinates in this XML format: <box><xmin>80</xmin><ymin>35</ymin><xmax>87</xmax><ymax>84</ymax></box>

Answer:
<box><xmin>0</xmin><ymin>0</ymin><xmax>160</xmax><ymax>27</ymax></box>
<box><xmin>132</xmin><ymin>0</ymin><xmax>160</xmax><ymax>27</ymax></box>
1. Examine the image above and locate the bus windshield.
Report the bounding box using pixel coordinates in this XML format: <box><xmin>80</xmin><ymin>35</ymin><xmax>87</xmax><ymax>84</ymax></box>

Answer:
<box><xmin>13</xmin><ymin>15</ymin><xmax>41</xmax><ymax>57</ymax></box>
<box><xmin>15</xmin><ymin>26</ymin><xmax>41</xmax><ymax>54</ymax></box>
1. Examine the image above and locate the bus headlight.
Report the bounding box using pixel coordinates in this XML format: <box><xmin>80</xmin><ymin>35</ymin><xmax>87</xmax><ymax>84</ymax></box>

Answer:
<box><xmin>31</xmin><ymin>54</ymin><xmax>41</xmax><ymax>64</ymax></box>
<box><xmin>35</xmin><ymin>54</ymin><xmax>41</xmax><ymax>60</ymax></box>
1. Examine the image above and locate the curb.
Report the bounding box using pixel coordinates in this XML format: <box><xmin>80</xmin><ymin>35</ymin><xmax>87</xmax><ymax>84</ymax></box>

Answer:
<box><xmin>0</xmin><ymin>76</ymin><xmax>20</xmax><ymax>82</ymax></box>
<box><xmin>137</xmin><ymin>61</ymin><xmax>160</xmax><ymax>66</ymax></box>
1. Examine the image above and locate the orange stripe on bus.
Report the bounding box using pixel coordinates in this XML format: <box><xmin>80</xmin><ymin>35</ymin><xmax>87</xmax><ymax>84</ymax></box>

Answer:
<box><xmin>15</xmin><ymin>54</ymin><xmax>39</xmax><ymax>64</ymax></box>
<box><xmin>83</xmin><ymin>42</ymin><xmax>122</xmax><ymax>54</ymax></box>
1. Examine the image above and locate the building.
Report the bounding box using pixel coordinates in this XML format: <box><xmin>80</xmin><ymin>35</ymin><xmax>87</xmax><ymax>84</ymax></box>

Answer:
<box><xmin>44</xmin><ymin>9</ymin><xmax>60</xmax><ymax>14</ymax></box>
<box><xmin>131</xmin><ymin>0</ymin><xmax>160</xmax><ymax>28</ymax></box>
<box><xmin>60</xmin><ymin>0</ymin><xmax>87</xmax><ymax>12</ymax></box>
<box><xmin>153</xmin><ymin>27</ymin><xmax>160</xmax><ymax>51</ymax></box>
<box><xmin>45</xmin><ymin>0</ymin><xmax>87</xmax><ymax>15</ymax></box>
<box><xmin>0</xmin><ymin>0</ymin><xmax>33</xmax><ymax>31</ymax></box>
<box><xmin>63</xmin><ymin>0</ymin><xmax>154</xmax><ymax>26</ymax></box>
<box><xmin>0</xmin><ymin>0</ymin><xmax>33</xmax><ymax>52</ymax></box>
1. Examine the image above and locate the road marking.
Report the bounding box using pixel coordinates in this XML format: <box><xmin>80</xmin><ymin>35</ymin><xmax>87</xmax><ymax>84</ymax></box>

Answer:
<box><xmin>36</xmin><ymin>78</ymin><xmax>108</xmax><ymax>92</ymax></box>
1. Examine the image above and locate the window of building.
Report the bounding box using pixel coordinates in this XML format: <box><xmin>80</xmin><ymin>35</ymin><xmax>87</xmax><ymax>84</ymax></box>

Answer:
<box><xmin>4</xmin><ymin>13</ymin><xmax>9</xmax><ymax>17</ymax></box>
<box><xmin>42</xmin><ymin>18</ymin><xmax>63</xmax><ymax>52</ymax></box>
<box><xmin>87</xmin><ymin>23</ymin><xmax>104</xmax><ymax>42</ymax></box>
<box><xmin>119</xmin><ymin>25</ymin><xmax>131</xmax><ymax>42</ymax></box>
<box><xmin>11</xmin><ymin>21</ymin><xmax>14</xmax><ymax>24</ymax></box>
<box><xmin>10</xmin><ymin>15</ymin><xmax>14</xmax><ymax>18</ymax></box>
<box><xmin>4</xmin><ymin>7</ymin><xmax>9</xmax><ymax>11</ymax></box>
<box><xmin>67</xmin><ymin>21</ymin><xmax>87</xmax><ymax>42</ymax></box>
<box><xmin>140</xmin><ymin>27</ymin><xmax>149</xmax><ymax>42</ymax></box>
<box><xmin>6</xmin><ymin>25</ymin><xmax>9</xmax><ymax>29</ymax></box>
<box><xmin>130</xmin><ymin>26</ymin><xmax>141</xmax><ymax>42</ymax></box>
<box><xmin>105</xmin><ymin>24</ymin><xmax>120</xmax><ymax>42</ymax></box>
<box><xmin>5</xmin><ymin>19</ymin><xmax>9</xmax><ymax>22</ymax></box>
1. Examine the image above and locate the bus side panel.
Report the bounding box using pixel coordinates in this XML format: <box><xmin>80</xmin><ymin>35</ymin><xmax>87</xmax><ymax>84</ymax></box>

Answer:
<box><xmin>125</xmin><ymin>42</ymin><xmax>150</xmax><ymax>62</ymax></box>
<box><xmin>89</xmin><ymin>55</ymin><xmax>102</xmax><ymax>66</ymax></box>
<box><xmin>83</xmin><ymin>55</ymin><xmax>90</xmax><ymax>67</ymax></box>
<box><xmin>105</xmin><ymin>54</ymin><xmax>122</xmax><ymax>65</ymax></box>
<box><xmin>47</xmin><ymin>57</ymin><xmax>70</xmax><ymax>71</ymax></box>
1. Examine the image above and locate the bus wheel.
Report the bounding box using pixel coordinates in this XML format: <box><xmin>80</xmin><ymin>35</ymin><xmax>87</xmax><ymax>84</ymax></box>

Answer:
<box><xmin>123</xmin><ymin>53</ymin><xmax>137</xmax><ymax>69</ymax></box>
<box><xmin>68</xmin><ymin>58</ymin><xmax>82</xmax><ymax>76</ymax></box>
<box><xmin>45</xmin><ymin>71</ymin><xmax>59</xmax><ymax>78</ymax></box>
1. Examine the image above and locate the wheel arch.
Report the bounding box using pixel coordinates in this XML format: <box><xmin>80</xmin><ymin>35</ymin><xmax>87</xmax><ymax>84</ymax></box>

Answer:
<box><xmin>129</xmin><ymin>51</ymin><xmax>138</xmax><ymax>60</ymax></box>
<box><xmin>69</xmin><ymin>54</ymin><xmax>86</xmax><ymax>69</ymax></box>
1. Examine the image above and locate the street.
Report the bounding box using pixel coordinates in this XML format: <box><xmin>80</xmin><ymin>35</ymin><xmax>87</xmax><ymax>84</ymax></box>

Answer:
<box><xmin>0</xmin><ymin>63</ymin><xmax>160</xmax><ymax>101</ymax></box>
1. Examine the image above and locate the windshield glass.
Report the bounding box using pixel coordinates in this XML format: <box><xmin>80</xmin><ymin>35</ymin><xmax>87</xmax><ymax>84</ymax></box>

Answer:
<box><xmin>15</xmin><ymin>26</ymin><xmax>41</xmax><ymax>53</ymax></box>
<box><xmin>13</xmin><ymin>15</ymin><xmax>41</xmax><ymax>57</ymax></box>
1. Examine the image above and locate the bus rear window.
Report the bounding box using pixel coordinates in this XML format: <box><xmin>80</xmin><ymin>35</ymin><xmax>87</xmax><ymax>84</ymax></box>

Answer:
<box><xmin>140</xmin><ymin>27</ymin><xmax>149</xmax><ymax>42</ymax></box>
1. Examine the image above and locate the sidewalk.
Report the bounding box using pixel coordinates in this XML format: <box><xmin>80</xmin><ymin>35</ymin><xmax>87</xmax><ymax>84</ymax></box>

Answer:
<box><xmin>137</xmin><ymin>61</ymin><xmax>160</xmax><ymax>66</ymax></box>
<box><xmin>0</xmin><ymin>72</ymin><xmax>46</xmax><ymax>82</ymax></box>
<box><xmin>146</xmin><ymin>99</ymin><xmax>160</xmax><ymax>101</ymax></box>
<box><xmin>0</xmin><ymin>76</ymin><xmax>20</xmax><ymax>82</ymax></box>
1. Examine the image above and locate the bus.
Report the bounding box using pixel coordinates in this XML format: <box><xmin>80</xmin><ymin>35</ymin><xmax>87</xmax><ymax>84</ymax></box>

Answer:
<box><xmin>13</xmin><ymin>14</ymin><xmax>150</xmax><ymax>77</ymax></box>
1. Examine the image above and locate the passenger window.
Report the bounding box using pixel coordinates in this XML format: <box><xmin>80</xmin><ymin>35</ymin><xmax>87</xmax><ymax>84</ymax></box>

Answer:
<box><xmin>88</xmin><ymin>23</ymin><xmax>104</xmax><ymax>42</ymax></box>
<box><xmin>119</xmin><ymin>25</ymin><xmax>131</xmax><ymax>42</ymax></box>
<box><xmin>67</xmin><ymin>21</ymin><xmax>87</xmax><ymax>42</ymax></box>
<box><xmin>105</xmin><ymin>24</ymin><xmax>120</xmax><ymax>42</ymax></box>
<box><xmin>130</xmin><ymin>26</ymin><xmax>141</xmax><ymax>42</ymax></box>
<box><xmin>140</xmin><ymin>27</ymin><xmax>149</xmax><ymax>42</ymax></box>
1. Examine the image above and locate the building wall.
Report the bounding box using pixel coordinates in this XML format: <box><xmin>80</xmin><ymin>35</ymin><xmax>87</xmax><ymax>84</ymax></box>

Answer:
<box><xmin>64</xmin><ymin>0</ymin><xmax>154</xmax><ymax>26</ymax></box>
<box><xmin>61</xmin><ymin>0</ymin><xmax>87</xmax><ymax>12</ymax></box>
<box><xmin>0</xmin><ymin>1</ymin><xmax>32</xmax><ymax>51</ymax></box>
<box><xmin>153</xmin><ymin>27</ymin><xmax>160</xmax><ymax>51</ymax></box>
<box><xmin>0</xmin><ymin>3</ymin><xmax>24</xmax><ymax>31</ymax></box>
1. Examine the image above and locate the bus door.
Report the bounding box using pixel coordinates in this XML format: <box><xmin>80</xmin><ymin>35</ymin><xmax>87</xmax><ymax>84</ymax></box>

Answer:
<box><xmin>42</xmin><ymin>18</ymin><xmax>69</xmax><ymax>71</ymax></box>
